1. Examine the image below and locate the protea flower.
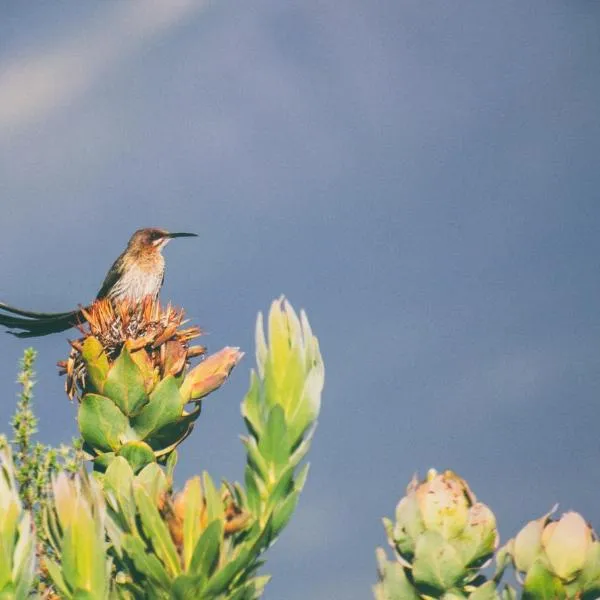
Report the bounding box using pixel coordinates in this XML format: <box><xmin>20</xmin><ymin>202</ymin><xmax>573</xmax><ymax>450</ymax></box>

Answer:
<box><xmin>57</xmin><ymin>298</ymin><xmax>243</xmax><ymax>473</ymax></box>
<box><xmin>508</xmin><ymin>509</ymin><xmax>600</xmax><ymax>597</ymax></box>
<box><xmin>377</xmin><ymin>469</ymin><xmax>499</xmax><ymax>598</ymax></box>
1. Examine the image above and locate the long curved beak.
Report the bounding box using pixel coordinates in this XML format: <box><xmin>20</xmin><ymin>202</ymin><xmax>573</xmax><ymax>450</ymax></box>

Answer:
<box><xmin>166</xmin><ymin>232</ymin><xmax>198</xmax><ymax>239</ymax></box>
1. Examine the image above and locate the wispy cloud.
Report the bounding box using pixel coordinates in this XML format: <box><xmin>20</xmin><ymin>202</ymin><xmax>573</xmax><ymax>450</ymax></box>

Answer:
<box><xmin>0</xmin><ymin>0</ymin><xmax>207</xmax><ymax>134</ymax></box>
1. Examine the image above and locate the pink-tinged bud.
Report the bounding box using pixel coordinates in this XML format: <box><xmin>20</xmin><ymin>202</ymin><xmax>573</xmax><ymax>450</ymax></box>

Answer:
<box><xmin>513</xmin><ymin>516</ymin><xmax>546</xmax><ymax>573</ymax></box>
<box><xmin>542</xmin><ymin>512</ymin><xmax>593</xmax><ymax>581</ymax></box>
<box><xmin>180</xmin><ymin>347</ymin><xmax>244</xmax><ymax>401</ymax></box>
<box><xmin>415</xmin><ymin>470</ymin><xmax>471</xmax><ymax>540</ymax></box>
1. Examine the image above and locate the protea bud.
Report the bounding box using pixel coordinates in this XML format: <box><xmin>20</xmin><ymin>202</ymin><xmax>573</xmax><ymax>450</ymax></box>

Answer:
<box><xmin>163</xmin><ymin>477</ymin><xmax>250</xmax><ymax>553</ymax></box>
<box><xmin>510</xmin><ymin>509</ymin><xmax>600</xmax><ymax>597</ymax></box>
<box><xmin>379</xmin><ymin>469</ymin><xmax>499</xmax><ymax>597</ymax></box>
<box><xmin>57</xmin><ymin>298</ymin><xmax>243</xmax><ymax>473</ymax></box>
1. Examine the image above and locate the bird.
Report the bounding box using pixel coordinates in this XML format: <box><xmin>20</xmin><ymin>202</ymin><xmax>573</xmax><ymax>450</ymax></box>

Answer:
<box><xmin>0</xmin><ymin>228</ymin><xmax>197</xmax><ymax>337</ymax></box>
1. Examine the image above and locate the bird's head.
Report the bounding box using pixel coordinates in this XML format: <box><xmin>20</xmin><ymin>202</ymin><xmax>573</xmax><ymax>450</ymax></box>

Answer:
<box><xmin>128</xmin><ymin>228</ymin><xmax>198</xmax><ymax>254</ymax></box>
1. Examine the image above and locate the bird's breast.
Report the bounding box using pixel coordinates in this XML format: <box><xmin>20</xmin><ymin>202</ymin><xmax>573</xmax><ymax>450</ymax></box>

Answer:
<box><xmin>108</xmin><ymin>259</ymin><xmax>165</xmax><ymax>303</ymax></box>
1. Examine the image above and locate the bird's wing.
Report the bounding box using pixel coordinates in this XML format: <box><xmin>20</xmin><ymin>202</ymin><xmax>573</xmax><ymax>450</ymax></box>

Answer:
<box><xmin>96</xmin><ymin>255</ymin><xmax>124</xmax><ymax>300</ymax></box>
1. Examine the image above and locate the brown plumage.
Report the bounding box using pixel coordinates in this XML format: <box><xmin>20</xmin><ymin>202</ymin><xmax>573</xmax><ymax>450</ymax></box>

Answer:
<box><xmin>0</xmin><ymin>228</ymin><xmax>197</xmax><ymax>337</ymax></box>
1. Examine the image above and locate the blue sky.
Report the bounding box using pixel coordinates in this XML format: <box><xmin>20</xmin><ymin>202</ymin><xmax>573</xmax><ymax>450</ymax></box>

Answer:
<box><xmin>1</xmin><ymin>2</ymin><xmax>600</xmax><ymax>598</ymax></box>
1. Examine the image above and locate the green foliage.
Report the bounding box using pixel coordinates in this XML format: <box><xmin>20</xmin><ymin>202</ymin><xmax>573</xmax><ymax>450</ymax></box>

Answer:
<box><xmin>0</xmin><ymin>297</ymin><xmax>323</xmax><ymax>599</ymax></box>
<box><xmin>78</xmin><ymin>338</ymin><xmax>242</xmax><ymax>472</ymax></box>
<box><xmin>0</xmin><ymin>449</ymin><xmax>36</xmax><ymax>599</ymax></box>
<box><xmin>241</xmin><ymin>297</ymin><xmax>323</xmax><ymax>540</ymax></box>
<box><xmin>10</xmin><ymin>348</ymin><xmax>83</xmax><ymax>514</ymax></box>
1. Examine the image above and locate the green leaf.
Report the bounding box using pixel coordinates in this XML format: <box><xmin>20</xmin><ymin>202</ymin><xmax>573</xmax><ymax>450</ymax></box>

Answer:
<box><xmin>117</xmin><ymin>441</ymin><xmax>156</xmax><ymax>473</ymax></box>
<box><xmin>103</xmin><ymin>346</ymin><xmax>149</xmax><ymax>416</ymax></box>
<box><xmin>228</xmin><ymin>575</ymin><xmax>271</xmax><ymax>600</ymax></box>
<box><xmin>203</xmin><ymin>545</ymin><xmax>254</xmax><ymax>597</ymax></box>
<box><xmin>393</xmin><ymin>495</ymin><xmax>425</xmax><ymax>562</ymax></box>
<box><xmin>122</xmin><ymin>534</ymin><xmax>171</xmax><ymax>590</ymax></box>
<box><xmin>128</xmin><ymin>347</ymin><xmax>158</xmax><ymax>393</ymax></box>
<box><xmin>91</xmin><ymin>452</ymin><xmax>116</xmax><ymax>472</ymax></box>
<box><xmin>241</xmin><ymin>436</ymin><xmax>269</xmax><ymax>481</ymax></box>
<box><xmin>145</xmin><ymin>406</ymin><xmax>201</xmax><ymax>454</ymax></box>
<box><xmin>134</xmin><ymin>486</ymin><xmax>181</xmax><ymax>578</ymax></box>
<box><xmin>78</xmin><ymin>394</ymin><xmax>131</xmax><ymax>452</ymax></box>
<box><xmin>258</xmin><ymin>405</ymin><xmax>289</xmax><ymax>472</ymax></box>
<box><xmin>522</xmin><ymin>561</ymin><xmax>566</xmax><ymax>599</ymax></box>
<box><xmin>166</xmin><ymin>450</ymin><xmax>178</xmax><ymax>480</ymax></box>
<box><xmin>241</xmin><ymin>371</ymin><xmax>264</xmax><ymax>438</ymax></box>
<box><xmin>295</xmin><ymin>462</ymin><xmax>310</xmax><ymax>492</ymax></box>
<box><xmin>103</xmin><ymin>458</ymin><xmax>136</xmax><ymax>531</ymax></box>
<box><xmin>81</xmin><ymin>337</ymin><xmax>109</xmax><ymax>393</ymax></box>
<box><xmin>136</xmin><ymin>463</ymin><xmax>169</xmax><ymax>505</ymax></box>
<box><xmin>287</xmin><ymin>368</ymin><xmax>323</xmax><ymax>446</ymax></box>
<box><xmin>412</xmin><ymin>531</ymin><xmax>465</xmax><ymax>595</ymax></box>
<box><xmin>60</xmin><ymin>501</ymin><xmax>106</xmax><ymax>599</ymax></box>
<box><xmin>271</xmin><ymin>489</ymin><xmax>300</xmax><ymax>537</ymax></box>
<box><xmin>132</xmin><ymin>376</ymin><xmax>183</xmax><ymax>440</ymax></box>
<box><xmin>374</xmin><ymin>549</ymin><xmax>420</xmax><ymax>600</ymax></box>
<box><xmin>468</xmin><ymin>581</ymin><xmax>501</xmax><ymax>600</ymax></box>
<box><xmin>579</xmin><ymin>541</ymin><xmax>600</xmax><ymax>596</ymax></box>
<box><xmin>189</xmin><ymin>520</ymin><xmax>223</xmax><ymax>578</ymax></box>
<box><xmin>182</xmin><ymin>478</ymin><xmax>203</xmax><ymax>571</ymax></box>
<box><xmin>43</xmin><ymin>557</ymin><xmax>71</xmax><ymax>598</ymax></box>
<box><xmin>455</xmin><ymin>503</ymin><xmax>498</xmax><ymax>568</ymax></box>
<box><xmin>171</xmin><ymin>574</ymin><xmax>205</xmax><ymax>599</ymax></box>
<box><xmin>202</xmin><ymin>472</ymin><xmax>223</xmax><ymax>523</ymax></box>
<box><xmin>244</xmin><ymin>468</ymin><xmax>261</xmax><ymax>515</ymax></box>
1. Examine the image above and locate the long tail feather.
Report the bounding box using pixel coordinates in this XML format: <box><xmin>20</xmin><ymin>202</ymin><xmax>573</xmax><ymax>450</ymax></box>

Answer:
<box><xmin>0</xmin><ymin>308</ymin><xmax>82</xmax><ymax>338</ymax></box>
<box><xmin>0</xmin><ymin>301</ymin><xmax>77</xmax><ymax>319</ymax></box>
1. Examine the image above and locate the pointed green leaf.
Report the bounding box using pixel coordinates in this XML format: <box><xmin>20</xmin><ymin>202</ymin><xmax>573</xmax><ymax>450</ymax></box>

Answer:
<box><xmin>228</xmin><ymin>575</ymin><xmax>271</xmax><ymax>600</ymax></box>
<box><xmin>244</xmin><ymin>467</ymin><xmax>261</xmax><ymax>515</ymax></box>
<box><xmin>122</xmin><ymin>534</ymin><xmax>171</xmax><ymax>590</ymax></box>
<box><xmin>78</xmin><ymin>394</ymin><xmax>131</xmax><ymax>452</ymax></box>
<box><xmin>241</xmin><ymin>436</ymin><xmax>269</xmax><ymax>480</ymax></box>
<box><xmin>295</xmin><ymin>462</ymin><xmax>310</xmax><ymax>492</ymax></box>
<box><xmin>136</xmin><ymin>463</ymin><xmax>169</xmax><ymax>504</ymax></box>
<box><xmin>271</xmin><ymin>489</ymin><xmax>300</xmax><ymax>537</ymax></box>
<box><xmin>190</xmin><ymin>520</ymin><xmax>223</xmax><ymax>578</ymax></box>
<box><xmin>241</xmin><ymin>371</ymin><xmax>264</xmax><ymax>438</ymax></box>
<box><xmin>134</xmin><ymin>486</ymin><xmax>181</xmax><ymax>577</ymax></box>
<box><xmin>182</xmin><ymin>478</ymin><xmax>203</xmax><ymax>571</ymax></box>
<box><xmin>202</xmin><ymin>472</ymin><xmax>223</xmax><ymax>523</ymax></box>
<box><xmin>203</xmin><ymin>545</ymin><xmax>254</xmax><ymax>597</ymax></box>
<box><xmin>128</xmin><ymin>347</ymin><xmax>158</xmax><ymax>393</ymax></box>
<box><xmin>103</xmin><ymin>346</ymin><xmax>149</xmax><ymax>416</ymax></box>
<box><xmin>103</xmin><ymin>458</ymin><xmax>136</xmax><ymax>531</ymax></box>
<box><xmin>522</xmin><ymin>561</ymin><xmax>566</xmax><ymax>599</ymax></box>
<box><xmin>171</xmin><ymin>574</ymin><xmax>205</xmax><ymax>599</ymax></box>
<box><xmin>81</xmin><ymin>337</ymin><xmax>109</xmax><ymax>393</ymax></box>
<box><xmin>132</xmin><ymin>376</ymin><xmax>183</xmax><ymax>440</ymax></box>
<box><xmin>145</xmin><ymin>406</ymin><xmax>201</xmax><ymax>454</ymax></box>
<box><xmin>258</xmin><ymin>405</ymin><xmax>289</xmax><ymax>471</ymax></box>
<box><xmin>374</xmin><ymin>548</ymin><xmax>420</xmax><ymax>600</ymax></box>
<box><xmin>43</xmin><ymin>557</ymin><xmax>71</xmax><ymax>598</ymax></box>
